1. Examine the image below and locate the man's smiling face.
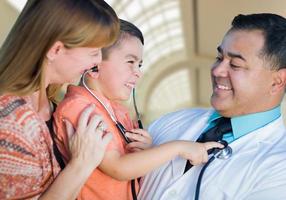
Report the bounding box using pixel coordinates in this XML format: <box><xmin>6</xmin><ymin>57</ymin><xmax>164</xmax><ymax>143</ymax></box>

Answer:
<box><xmin>210</xmin><ymin>29</ymin><xmax>276</xmax><ymax>117</ymax></box>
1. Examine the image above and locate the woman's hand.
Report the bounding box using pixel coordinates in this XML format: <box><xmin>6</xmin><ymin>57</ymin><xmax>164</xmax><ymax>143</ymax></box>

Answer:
<box><xmin>125</xmin><ymin>129</ymin><xmax>152</xmax><ymax>152</ymax></box>
<box><xmin>64</xmin><ymin>104</ymin><xmax>113</xmax><ymax>172</ymax></box>
<box><xmin>40</xmin><ymin>105</ymin><xmax>112</xmax><ymax>200</ymax></box>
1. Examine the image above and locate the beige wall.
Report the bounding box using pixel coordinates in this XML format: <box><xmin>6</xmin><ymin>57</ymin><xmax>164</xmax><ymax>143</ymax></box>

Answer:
<box><xmin>197</xmin><ymin>0</ymin><xmax>286</xmax><ymax>57</ymax></box>
<box><xmin>0</xmin><ymin>1</ymin><xmax>18</xmax><ymax>46</ymax></box>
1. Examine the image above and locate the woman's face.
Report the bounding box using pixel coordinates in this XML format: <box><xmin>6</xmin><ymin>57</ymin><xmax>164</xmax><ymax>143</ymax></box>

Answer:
<box><xmin>47</xmin><ymin>42</ymin><xmax>102</xmax><ymax>85</ymax></box>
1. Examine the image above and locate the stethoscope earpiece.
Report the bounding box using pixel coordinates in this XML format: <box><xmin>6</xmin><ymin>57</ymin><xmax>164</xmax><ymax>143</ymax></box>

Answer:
<box><xmin>91</xmin><ymin>66</ymin><xmax>98</xmax><ymax>72</ymax></box>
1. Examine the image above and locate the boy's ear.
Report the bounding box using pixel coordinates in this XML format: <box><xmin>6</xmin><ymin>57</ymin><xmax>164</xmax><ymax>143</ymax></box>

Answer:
<box><xmin>271</xmin><ymin>68</ymin><xmax>286</xmax><ymax>94</ymax></box>
<box><xmin>46</xmin><ymin>41</ymin><xmax>65</xmax><ymax>61</ymax></box>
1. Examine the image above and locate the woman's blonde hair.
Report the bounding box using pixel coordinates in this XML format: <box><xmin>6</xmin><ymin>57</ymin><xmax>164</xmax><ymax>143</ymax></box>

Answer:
<box><xmin>0</xmin><ymin>0</ymin><xmax>119</xmax><ymax>100</ymax></box>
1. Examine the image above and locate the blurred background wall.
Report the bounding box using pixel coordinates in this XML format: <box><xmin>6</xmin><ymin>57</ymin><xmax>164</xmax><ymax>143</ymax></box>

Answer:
<box><xmin>1</xmin><ymin>0</ymin><xmax>286</xmax><ymax>126</ymax></box>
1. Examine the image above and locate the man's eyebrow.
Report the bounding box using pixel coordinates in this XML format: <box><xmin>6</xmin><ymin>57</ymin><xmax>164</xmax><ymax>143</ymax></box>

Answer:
<box><xmin>217</xmin><ymin>46</ymin><xmax>247</xmax><ymax>61</ymax></box>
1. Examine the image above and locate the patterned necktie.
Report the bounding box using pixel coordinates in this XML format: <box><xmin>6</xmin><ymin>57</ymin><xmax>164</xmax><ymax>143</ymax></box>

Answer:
<box><xmin>184</xmin><ymin>117</ymin><xmax>232</xmax><ymax>173</ymax></box>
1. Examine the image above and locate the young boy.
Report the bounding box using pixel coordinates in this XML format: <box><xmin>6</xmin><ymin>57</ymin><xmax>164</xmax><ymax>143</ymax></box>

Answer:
<box><xmin>53</xmin><ymin>19</ymin><xmax>222</xmax><ymax>200</ymax></box>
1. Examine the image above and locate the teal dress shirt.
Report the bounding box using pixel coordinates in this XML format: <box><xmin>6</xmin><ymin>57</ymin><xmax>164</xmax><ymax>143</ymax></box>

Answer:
<box><xmin>206</xmin><ymin>106</ymin><xmax>281</xmax><ymax>143</ymax></box>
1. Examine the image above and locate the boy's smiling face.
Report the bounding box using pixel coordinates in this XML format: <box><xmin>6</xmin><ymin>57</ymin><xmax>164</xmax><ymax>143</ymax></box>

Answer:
<box><xmin>95</xmin><ymin>36</ymin><xmax>143</xmax><ymax>101</ymax></box>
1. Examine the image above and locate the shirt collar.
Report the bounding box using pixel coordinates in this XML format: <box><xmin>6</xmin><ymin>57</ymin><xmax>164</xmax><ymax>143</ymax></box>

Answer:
<box><xmin>208</xmin><ymin>105</ymin><xmax>281</xmax><ymax>140</ymax></box>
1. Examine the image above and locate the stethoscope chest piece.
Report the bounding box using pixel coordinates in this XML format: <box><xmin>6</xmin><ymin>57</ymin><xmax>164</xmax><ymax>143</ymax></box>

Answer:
<box><xmin>216</xmin><ymin>145</ymin><xmax>232</xmax><ymax>159</ymax></box>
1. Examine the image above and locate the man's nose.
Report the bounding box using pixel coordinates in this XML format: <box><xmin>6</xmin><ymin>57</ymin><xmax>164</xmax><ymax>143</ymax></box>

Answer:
<box><xmin>211</xmin><ymin>60</ymin><xmax>229</xmax><ymax>77</ymax></box>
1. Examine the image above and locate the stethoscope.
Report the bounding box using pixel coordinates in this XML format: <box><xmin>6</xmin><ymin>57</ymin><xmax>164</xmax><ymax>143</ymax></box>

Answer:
<box><xmin>195</xmin><ymin>140</ymin><xmax>232</xmax><ymax>200</ymax></box>
<box><xmin>82</xmin><ymin>67</ymin><xmax>233</xmax><ymax>200</ymax></box>
<box><xmin>81</xmin><ymin>66</ymin><xmax>142</xmax><ymax>200</ymax></box>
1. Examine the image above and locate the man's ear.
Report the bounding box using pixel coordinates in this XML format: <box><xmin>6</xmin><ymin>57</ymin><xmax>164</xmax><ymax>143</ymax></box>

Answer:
<box><xmin>271</xmin><ymin>68</ymin><xmax>286</xmax><ymax>94</ymax></box>
<box><xmin>46</xmin><ymin>41</ymin><xmax>65</xmax><ymax>61</ymax></box>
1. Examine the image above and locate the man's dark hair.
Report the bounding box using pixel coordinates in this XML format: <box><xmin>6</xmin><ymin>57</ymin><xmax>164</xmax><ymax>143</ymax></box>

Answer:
<box><xmin>102</xmin><ymin>19</ymin><xmax>144</xmax><ymax>59</ymax></box>
<box><xmin>230</xmin><ymin>13</ymin><xmax>286</xmax><ymax>70</ymax></box>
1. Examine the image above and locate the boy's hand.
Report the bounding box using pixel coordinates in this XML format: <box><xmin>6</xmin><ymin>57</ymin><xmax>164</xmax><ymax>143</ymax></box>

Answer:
<box><xmin>179</xmin><ymin>141</ymin><xmax>224</xmax><ymax>165</ymax></box>
<box><xmin>125</xmin><ymin>129</ymin><xmax>152</xmax><ymax>152</ymax></box>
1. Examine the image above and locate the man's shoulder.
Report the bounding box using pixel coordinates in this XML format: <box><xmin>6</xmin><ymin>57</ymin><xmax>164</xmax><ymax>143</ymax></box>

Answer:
<box><xmin>148</xmin><ymin>108</ymin><xmax>213</xmax><ymax>144</ymax></box>
<box><xmin>150</xmin><ymin>107</ymin><xmax>212</xmax><ymax>128</ymax></box>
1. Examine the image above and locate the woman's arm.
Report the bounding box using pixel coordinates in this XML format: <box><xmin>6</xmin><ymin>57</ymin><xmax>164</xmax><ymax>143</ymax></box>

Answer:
<box><xmin>39</xmin><ymin>159</ymin><xmax>95</xmax><ymax>200</ymax></box>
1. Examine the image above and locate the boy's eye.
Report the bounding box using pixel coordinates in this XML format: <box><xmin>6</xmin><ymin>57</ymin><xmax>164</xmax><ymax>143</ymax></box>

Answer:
<box><xmin>127</xmin><ymin>60</ymin><xmax>143</xmax><ymax>68</ymax></box>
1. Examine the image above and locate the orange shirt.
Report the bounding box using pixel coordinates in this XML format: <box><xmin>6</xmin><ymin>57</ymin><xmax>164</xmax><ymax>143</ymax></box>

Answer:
<box><xmin>53</xmin><ymin>85</ymin><xmax>138</xmax><ymax>200</ymax></box>
<box><xmin>0</xmin><ymin>95</ymin><xmax>60</xmax><ymax>200</ymax></box>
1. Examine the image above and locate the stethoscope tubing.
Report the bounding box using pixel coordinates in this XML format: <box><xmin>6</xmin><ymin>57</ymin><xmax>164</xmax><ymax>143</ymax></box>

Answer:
<box><xmin>81</xmin><ymin>70</ymin><xmax>118</xmax><ymax>123</ymax></box>
<box><xmin>81</xmin><ymin>69</ymin><xmax>140</xmax><ymax>200</ymax></box>
<box><xmin>132</xmin><ymin>88</ymin><xmax>143</xmax><ymax>129</ymax></box>
<box><xmin>194</xmin><ymin>156</ymin><xmax>215</xmax><ymax>200</ymax></box>
<box><xmin>194</xmin><ymin>143</ymin><xmax>232</xmax><ymax>200</ymax></box>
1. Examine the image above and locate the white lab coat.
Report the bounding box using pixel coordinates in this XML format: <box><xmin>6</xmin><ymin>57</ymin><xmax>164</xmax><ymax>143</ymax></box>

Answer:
<box><xmin>138</xmin><ymin>108</ymin><xmax>286</xmax><ymax>200</ymax></box>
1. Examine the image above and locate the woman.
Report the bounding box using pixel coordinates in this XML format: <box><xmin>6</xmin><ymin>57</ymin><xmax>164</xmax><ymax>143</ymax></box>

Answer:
<box><xmin>0</xmin><ymin>0</ymin><xmax>119</xmax><ymax>199</ymax></box>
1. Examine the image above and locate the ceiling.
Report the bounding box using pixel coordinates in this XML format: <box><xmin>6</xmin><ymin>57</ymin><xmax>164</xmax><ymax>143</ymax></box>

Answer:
<box><xmin>4</xmin><ymin>0</ymin><xmax>286</xmax><ymax>124</ymax></box>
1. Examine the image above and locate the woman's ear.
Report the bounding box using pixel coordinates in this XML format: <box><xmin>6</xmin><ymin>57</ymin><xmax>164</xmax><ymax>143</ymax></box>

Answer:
<box><xmin>271</xmin><ymin>68</ymin><xmax>286</xmax><ymax>95</ymax></box>
<box><xmin>46</xmin><ymin>41</ymin><xmax>65</xmax><ymax>61</ymax></box>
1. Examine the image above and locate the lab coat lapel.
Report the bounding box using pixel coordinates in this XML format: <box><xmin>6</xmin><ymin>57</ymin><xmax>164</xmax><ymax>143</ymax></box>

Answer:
<box><xmin>170</xmin><ymin>115</ymin><xmax>284</xmax><ymax>194</ymax></box>
<box><xmin>203</xmin><ymin>117</ymin><xmax>285</xmax><ymax>175</ymax></box>
<box><xmin>199</xmin><ymin>117</ymin><xmax>285</xmax><ymax>198</ymax></box>
<box><xmin>171</xmin><ymin>110</ymin><xmax>213</xmax><ymax>178</ymax></box>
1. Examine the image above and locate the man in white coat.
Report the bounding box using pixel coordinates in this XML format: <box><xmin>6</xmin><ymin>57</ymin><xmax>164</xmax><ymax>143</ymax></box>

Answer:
<box><xmin>138</xmin><ymin>13</ymin><xmax>286</xmax><ymax>200</ymax></box>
